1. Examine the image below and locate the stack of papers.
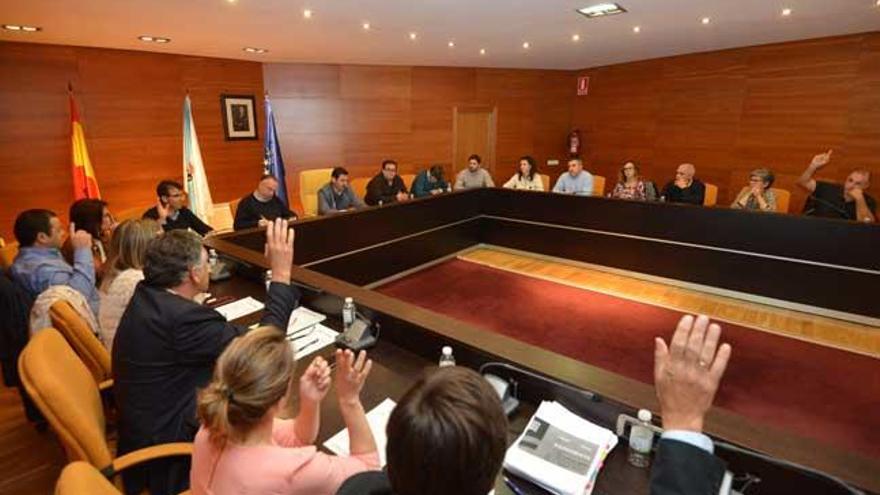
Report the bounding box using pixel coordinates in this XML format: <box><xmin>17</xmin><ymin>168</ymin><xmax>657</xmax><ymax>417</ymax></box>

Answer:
<box><xmin>287</xmin><ymin>306</ymin><xmax>327</xmax><ymax>334</ymax></box>
<box><xmin>215</xmin><ymin>297</ymin><xmax>264</xmax><ymax>321</ymax></box>
<box><xmin>323</xmin><ymin>398</ymin><xmax>396</xmax><ymax>466</ymax></box>
<box><xmin>504</xmin><ymin>401</ymin><xmax>618</xmax><ymax>495</ymax></box>
<box><xmin>289</xmin><ymin>323</ymin><xmax>338</xmax><ymax>360</ymax></box>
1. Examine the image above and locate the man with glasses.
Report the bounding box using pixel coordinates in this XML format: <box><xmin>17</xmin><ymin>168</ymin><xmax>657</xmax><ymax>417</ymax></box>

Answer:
<box><xmin>143</xmin><ymin>180</ymin><xmax>214</xmax><ymax>235</ymax></box>
<box><xmin>365</xmin><ymin>159</ymin><xmax>410</xmax><ymax>206</ymax></box>
<box><xmin>661</xmin><ymin>163</ymin><xmax>706</xmax><ymax>205</ymax></box>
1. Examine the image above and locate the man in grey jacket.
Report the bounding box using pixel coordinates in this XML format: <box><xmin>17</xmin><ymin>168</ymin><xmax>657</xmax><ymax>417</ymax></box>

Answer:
<box><xmin>317</xmin><ymin>167</ymin><xmax>366</xmax><ymax>215</ymax></box>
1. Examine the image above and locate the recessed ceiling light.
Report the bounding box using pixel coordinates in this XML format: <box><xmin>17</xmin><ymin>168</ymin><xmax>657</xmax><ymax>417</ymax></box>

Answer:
<box><xmin>138</xmin><ymin>35</ymin><xmax>170</xmax><ymax>43</ymax></box>
<box><xmin>633</xmin><ymin>26</ymin><xmax>641</xmax><ymax>33</ymax></box>
<box><xmin>876</xmin><ymin>0</ymin><xmax>880</xmax><ymax>6</ymax></box>
<box><xmin>479</xmin><ymin>48</ymin><xmax>486</xmax><ymax>55</ymax></box>
<box><xmin>409</xmin><ymin>32</ymin><xmax>417</xmax><ymax>40</ymax></box>
<box><xmin>243</xmin><ymin>47</ymin><xmax>268</xmax><ymax>54</ymax></box>
<box><xmin>362</xmin><ymin>22</ymin><xmax>371</xmax><ymax>30</ymax></box>
<box><xmin>522</xmin><ymin>41</ymin><xmax>530</xmax><ymax>49</ymax></box>
<box><xmin>577</xmin><ymin>3</ymin><xmax>627</xmax><ymax>18</ymax></box>
<box><xmin>781</xmin><ymin>8</ymin><xmax>792</xmax><ymax>16</ymax></box>
<box><xmin>448</xmin><ymin>41</ymin><xmax>455</xmax><ymax>48</ymax></box>
<box><xmin>303</xmin><ymin>9</ymin><xmax>313</xmax><ymax>19</ymax></box>
<box><xmin>572</xmin><ymin>34</ymin><xmax>581</xmax><ymax>42</ymax></box>
<box><xmin>701</xmin><ymin>17</ymin><xmax>711</xmax><ymax>25</ymax></box>
<box><xmin>3</xmin><ymin>24</ymin><xmax>42</xmax><ymax>32</ymax></box>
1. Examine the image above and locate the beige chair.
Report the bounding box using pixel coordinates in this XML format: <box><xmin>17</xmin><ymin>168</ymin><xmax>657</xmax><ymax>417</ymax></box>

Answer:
<box><xmin>400</xmin><ymin>174</ymin><xmax>416</xmax><ymax>191</ymax></box>
<box><xmin>351</xmin><ymin>177</ymin><xmax>371</xmax><ymax>203</ymax></box>
<box><xmin>537</xmin><ymin>174</ymin><xmax>550</xmax><ymax>191</ymax></box>
<box><xmin>49</xmin><ymin>301</ymin><xmax>112</xmax><ymax>390</ymax></box>
<box><xmin>19</xmin><ymin>329</ymin><xmax>192</xmax><ymax>491</ymax></box>
<box><xmin>592</xmin><ymin>175</ymin><xmax>606</xmax><ymax>196</ymax></box>
<box><xmin>0</xmin><ymin>238</ymin><xmax>18</xmax><ymax>271</ymax></box>
<box><xmin>56</xmin><ymin>461</ymin><xmax>122</xmax><ymax>495</ymax></box>
<box><xmin>771</xmin><ymin>187</ymin><xmax>791</xmax><ymax>213</ymax></box>
<box><xmin>703</xmin><ymin>183</ymin><xmax>718</xmax><ymax>207</ymax></box>
<box><xmin>299</xmin><ymin>168</ymin><xmax>334</xmax><ymax>217</ymax></box>
<box><xmin>229</xmin><ymin>197</ymin><xmax>242</xmax><ymax>218</ymax></box>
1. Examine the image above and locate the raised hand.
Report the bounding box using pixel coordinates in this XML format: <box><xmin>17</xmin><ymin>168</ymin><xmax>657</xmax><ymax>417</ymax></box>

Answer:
<box><xmin>264</xmin><ymin>218</ymin><xmax>294</xmax><ymax>284</ymax></box>
<box><xmin>810</xmin><ymin>149</ymin><xmax>833</xmax><ymax>169</ymax></box>
<box><xmin>69</xmin><ymin>222</ymin><xmax>93</xmax><ymax>250</ymax></box>
<box><xmin>156</xmin><ymin>199</ymin><xmax>171</xmax><ymax>223</ymax></box>
<box><xmin>299</xmin><ymin>356</ymin><xmax>332</xmax><ymax>404</ymax></box>
<box><xmin>654</xmin><ymin>315</ymin><xmax>732</xmax><ymax>432</ymax></box>
<box><xmin>334</xmin><ymin>349</ymin><xmax>372</xmax><ymax>406</ymax></box>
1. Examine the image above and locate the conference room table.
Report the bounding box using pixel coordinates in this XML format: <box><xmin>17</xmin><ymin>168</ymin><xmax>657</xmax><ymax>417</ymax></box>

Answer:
<box><xmin>206</xmin><ymin>187</ymin><xmax>880</xmax><ymax>494</ymax></box>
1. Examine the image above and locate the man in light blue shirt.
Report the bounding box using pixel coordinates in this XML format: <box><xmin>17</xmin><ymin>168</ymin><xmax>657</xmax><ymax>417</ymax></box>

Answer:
<box><xmin>10</xmin><ymin>209</ymin><xmax>100</xmax><ymax>315</ymax></box>
<box><xmin>553</xmin><ymin>158</ymin><xmax>594</xmax><ymax>195</ymax></box>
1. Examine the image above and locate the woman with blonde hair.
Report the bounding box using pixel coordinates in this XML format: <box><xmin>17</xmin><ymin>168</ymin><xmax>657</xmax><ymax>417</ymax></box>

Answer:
<box><xmin>191</xmin><ymin>327</ymin><xmax>379</xmax><ymax>495</ymax></box>
<box><xmin>97</xmin><ymin>218</ymin><xmax>159</xmax><ymax>348</ymax></box>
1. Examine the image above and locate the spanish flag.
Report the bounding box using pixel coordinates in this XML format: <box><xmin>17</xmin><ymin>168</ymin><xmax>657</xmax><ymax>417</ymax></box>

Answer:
<box><xmin>70</xmin><ymin>92</ymin><xmax>101</xmax><ymax>200</ymax></box>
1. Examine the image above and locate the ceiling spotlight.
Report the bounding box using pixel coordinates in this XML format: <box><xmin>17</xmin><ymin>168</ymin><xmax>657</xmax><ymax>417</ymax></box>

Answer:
<box><xmin>577</xmin><ymin>3</ymin><xmax>627</xmax><ymax>18</ymax></box>
<box><xmin>154</xmin><ymin>37</ymin><xmax>170</xmax><ymax>43</ymax></box>
<box><xmin>303</xmin><ymin>9</ymin><xmax>313</xmax><ymax>19</ymax></box>
<box><xmin>138</xmin><ymin>35</ymin><xmax>153</xmax><ymax>41</ymax></box>
<box><xmin>480</xmin><ymin>48</ymin><xmax>486</xmax><ymax>55</ymax></box>
<box><xmin>572</xmin><ymin>34</ymin><xmax>581</xmax><ymax>42</ymax></box>
<box><xmin>876</xmin><ymin>0</ymin><xmax>880</xmax><ymax>6</ymax></box>
<box><xmin>701</xmin><ymin>17</ymin><xmax>711</xmax><ymax>24</ymax></box>
<box><xmin>633</xmin><ymin>26</ymin><xmax>641</xmax><ymax>33</ymax></box>
<box><xmin>448</xmin><ymin>41</ymin><xmax>455</xmax><ymax>48</ymax></box>
<box><xmin>409</xmin><ymin>32</ymin><xmax>417</xmax><ymax>40</ymax></box>
<box><xmin>243</xmin><ymin>47</ymin><xmax>268</xmax><ymax>54</ymax></box>
<box><xmin>3</xmin><ymin>24</ymin><xmax>42</xmax><ymax>32</ymax></box>
<box><xmin>362</xmin><ymin>22</ymin><xmax>371</xmax><ymax>30</ymax></box>
<box><xmin>522</xmin><ymin>41</ymin><xmax>530</xmax><ymax>49</ymax></box>
<box><xmin>781</xmin><ymin>8</ymin><xmax>792</xmax><ymax>16</ymax></box>
<box><xmin>138</xmin><ymin>35</ymin><xmax>170</xmax><ymax>43</ymax></box>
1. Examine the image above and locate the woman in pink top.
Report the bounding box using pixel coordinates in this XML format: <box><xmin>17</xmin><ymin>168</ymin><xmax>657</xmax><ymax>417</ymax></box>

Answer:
<box><xmin>191</xmin><ymin>327</ymin><xmax>380</xmax><ymax>495</ymax></box>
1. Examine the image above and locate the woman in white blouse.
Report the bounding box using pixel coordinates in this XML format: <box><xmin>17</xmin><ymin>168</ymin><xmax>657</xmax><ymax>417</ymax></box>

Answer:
<box><xmin>98</xmin><ymin>218</ymin><xmax>160</xmax><ymax>350</ymax></box>
<box><xmin>503</xmin><ymin>156</ymin><xmax>544</xmax><ymax>191</ymax></box>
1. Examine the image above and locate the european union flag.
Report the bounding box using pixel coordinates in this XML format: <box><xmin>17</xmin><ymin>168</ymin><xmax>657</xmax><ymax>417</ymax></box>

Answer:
<box><xmin>263</xmin><ymin>96</ymin><xmax>289</xmax><ymax>208</ymax></box>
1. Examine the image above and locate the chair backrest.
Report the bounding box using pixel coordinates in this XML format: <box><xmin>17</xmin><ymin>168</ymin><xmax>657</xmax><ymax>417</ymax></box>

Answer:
<box><xmin>49</xmin><ymin>301</ymin><xmax>111</xmax><ymax>385</ymax></box>
<box><xmin>703</xmin><ymin>183</ymin><xmax>718</xmax><ymax>206</ymax></box>
<box><xmin>229</xmin><ymin>197</ymin><xmax>242</xmax><ymax>218</ymax></box>
<box><xmin>537</xmin><ymin>174</ymin><xmax>550</xmax><ymax>191</ymax></box>
<box><xmin>771</xmin><ymin>187</ymin><xmax>791</xmax><ymax>213</ymax></box>
<box><xmin>299</xmin><ymin>168</ymin><xmax>334</xmax><ymax>217</ymax></box>
<box><xmin>399</xmin><ymin>174</ymin><xmax>416</xmax><ymax>191</ymax></box>
<box><xmin>1</xmin><ymin>239</ymin><xmax>19</xmax><ymax>271</ymax></box>
<box><xmin>18</xmin><ymin>328</ymin><xmax>112</xmax><ymax>468</ymax></box>
<box><xmin>56</xmin><ymin>461</ymin><xmax>120</xmax><ymax>495</ymax></box>
<box><xmin>114</xmin><ymin>205</ymin><xmax>148</xmax><ymax>223</ymax></box>
<box><xmin>592</xmin><ymin>175</ymin><xmax>606</xmax><ymax>196</ymax></box>
<box><xmin>350</xmin><ymin>177</ymin><xmax>370</xmax><ymax>202</ymax></box>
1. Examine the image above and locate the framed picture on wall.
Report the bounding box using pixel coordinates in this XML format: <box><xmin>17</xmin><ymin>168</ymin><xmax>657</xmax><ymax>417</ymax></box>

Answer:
<box><xmin>220</xmin><ymin>94</ymin><xmax>258</xmax><ymax>140</ymax></box>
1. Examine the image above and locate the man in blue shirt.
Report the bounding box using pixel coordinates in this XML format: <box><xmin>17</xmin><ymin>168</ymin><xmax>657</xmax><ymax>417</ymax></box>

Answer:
<box><xmin>10</xmin><ymin>209</ymin><xmax>100</xmax><ymax>315</ymax></box>
<box><xmin>553</xmin><ymin>158</ymin><xmax>594</xmax><ymax>196</ymax></box>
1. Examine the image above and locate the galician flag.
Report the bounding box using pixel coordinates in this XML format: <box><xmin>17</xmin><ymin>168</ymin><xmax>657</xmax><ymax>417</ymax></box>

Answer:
<box><xmin>182</xmin><ymin>95</ymin><xmax>214</xmax><ymax>222</ymax></box>
<box><xmin>69</xmin><ymin>91</ymin><xmax>101</xmax><ymax>200</ymax></box>
<box><xmin>263</xmin><ymin>96</ymin><xmax>289</xmax><ymax>207</ymax></box>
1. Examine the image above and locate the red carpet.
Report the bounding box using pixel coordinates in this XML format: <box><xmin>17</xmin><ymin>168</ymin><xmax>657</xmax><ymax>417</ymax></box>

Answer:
<box><xmin>377</xmin><ymin>259</ymin><xmax>880</xmax><ymax>459</ymax></box>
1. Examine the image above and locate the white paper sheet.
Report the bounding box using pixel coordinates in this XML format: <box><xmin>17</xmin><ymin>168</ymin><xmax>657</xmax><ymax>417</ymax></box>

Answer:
<box><xmin>290</xmin><ymin>323</ymin><xmax>338</xmax><ymax>360</ymax></box>
<box><xmin>215</xmin><ymin>297</ymin><xmax>265</xmax><ymax>321</ymax></box>
<box><xmin>323</xmin><ymin>398</ymin><xmax>396</xmax><ymax>466</ymax></box>
<box><xmin>287</xmin><ymin>306</ymin><xmax>328</xmax><ymax>335</ymax></box>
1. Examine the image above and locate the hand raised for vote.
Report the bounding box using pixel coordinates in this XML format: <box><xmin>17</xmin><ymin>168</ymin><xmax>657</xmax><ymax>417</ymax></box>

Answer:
<box><xmin>334</xmin><ymin>349</ymin><xmax>372</xmax><ymax>406</ymax></box>
<box><xmin>264</xmin><ymin>218</ymin><xmax>294</xmax><ymax>284</ymax></box>
<box><xmin>156</xmin><ymin>199</ymin><xmax>171</xmax><ymax>223</ymax></box>
<box><xmin>810</xmin><ymin>149</ymin><xmax>833</xmax><ymax>169</ymax></box>
<box><xmin>69</xmin><ymin>222</ymin><xmax>93</xmax><ymax>250</ymax></box>
<box><xmin>654</xmin><ymin>315</ymin><xmax>732</xmax><ymax>433</ymax></box>
<box><xmin>299</xmin><ymin>356</ymin><xmax>332</xmax><ymax>404</ymax></box>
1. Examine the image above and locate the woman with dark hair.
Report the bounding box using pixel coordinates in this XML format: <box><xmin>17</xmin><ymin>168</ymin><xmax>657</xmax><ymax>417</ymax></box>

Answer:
<box><xmin>610</xmin><ymin>161</ymin><xmax>656</xmax><ymax>201</ymax></box>
<box><xmin>503</xmin><ymin>156</ymin><xmax>544</xmax><ymax>191</ymax></box>
<box><xmin>62</xmin><ymin>198</ymin><xmax>115</xmax><ymax>280</ymax></box>
<box><xmin>732</xmin><ymin>168</ymin><xmax>777</xmax><ymax>211</ymax></box>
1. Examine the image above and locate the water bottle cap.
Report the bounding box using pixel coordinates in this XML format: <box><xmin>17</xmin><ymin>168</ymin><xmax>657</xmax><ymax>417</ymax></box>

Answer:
<box><xmin>344</xmin><ymin>297</ymin><xmax>353</xmax><ymax>304</ymax></box>
<box><xmin>637</xmin><ymin>409</ymin><xmax>652</xmax><ymax>422</ymax></box>
<box><xmin>442</xmin><ymin>346</ymin><xmax>452</xmax><ymax>356</ymax></box>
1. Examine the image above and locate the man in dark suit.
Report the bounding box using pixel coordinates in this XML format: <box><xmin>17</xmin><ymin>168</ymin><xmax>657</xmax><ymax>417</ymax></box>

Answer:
<box><xmin>112</xmin><ymin>219</ymin><xmax>298</xmax><ymax>495</ymax></box>
<box><xmin>650</xmin><ymin>314</ymin><xmax>732</xmax><ymax>494</ymax></box>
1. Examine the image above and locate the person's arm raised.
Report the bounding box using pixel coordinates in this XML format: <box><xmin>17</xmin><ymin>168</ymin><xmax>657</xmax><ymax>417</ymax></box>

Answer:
<box><xmin>334</xmin><ymin>349</ymin><xmax>377</xmax><ymax>456</ymax></box>
<box><xmin>797</xmin><ymin>150</ymin><xmax>831</xmax><ymax>193</ymax></box>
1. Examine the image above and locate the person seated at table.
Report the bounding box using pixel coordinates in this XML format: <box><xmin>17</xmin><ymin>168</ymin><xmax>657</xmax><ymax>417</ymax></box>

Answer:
<box><xmin>553</xmin><ymin>158</ymin><xmax>594</xmax><ymax>195</ymax></box>
<box><xmin>98</xmin><ymin>218</ymin><xmax>160</xmax><ymax>351</ymax></box>
<box><xmin>661</xmin><ymin>163</ymin><xmax>705</xmax><ymax>205</ymax></box>
<box><xmin>192</xmin><ymin>329</ymin><xmax>379</xmax><ymax>495</ymax></box>
<box><xmin>143</xmin><ymin>180</ymin><xmax>214</xmax><ymax>235</ymax></box>
<box><xmin>611</xmin><ymin>161</ymin><xmax>656</xmax><ymax>201</ymax></box>
<box><xmin>731</xmin><ymin>168</ymin><xmax>777</xmax><ymax>212</ymax></box>
<box><xmin>318</xmin><ymin>167</ymin><xmax>367</xmax><ymax>215</ymax></box>
<box><xmin>797</xmin><ymin>149</ymin><xmax>876</xmax><ymax>223</ymax></box>
<box><xmin>411</xmin><ymin>165</ymin><xmax>449</xmax><ymax>198</ymax></box>
<box><xmin>61</xmin><ymin>198</ymin><xmax>115</xmax><ymax>281</ymax></box>
<box><xmin>503</xmin><ymin>156</ymin><xmax>544</xmax><ymax>191</ymax></box>
<box><xmin>112</xmin><ymin>219</ymin><xmax>299</xmax><ymax>495</ymax></box>
<box><xmin>10</xmin><ymin>209</ymin><xmax>100</xmax><ymax>316</ymax></box>
<box><xmin>365</xmin><ymin>160</ymin><xmax>410</xmax><ymax>206</ymax></box>
<box><xmin>336</xmin><ymin>366</ymin><xmax>508</xmax><ymax>495</ymax></box>
<box><xmin>651</xmin><ymin>314</ymin><xmax>732</xmax><ymax>495</ymax></box>
<box><xmin>454</xmin><ymin>154</ymin><xmax>495</xmax><ymax>190</ymax></box>
<box><xmin>233</xmin><ymin>174</ymin><xmax>296</xmax><ymax>230</ymax></box>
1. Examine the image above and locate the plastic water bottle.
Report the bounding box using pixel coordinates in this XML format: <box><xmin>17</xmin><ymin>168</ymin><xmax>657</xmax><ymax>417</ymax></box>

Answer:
<box><xmin>342</xmin><ymin>297</ymin><xmax>356</xmax><ymax>330</ymax></box>
<box><xmin>438</xmin><ymin>346</ymin><xmax>456</xmax><ymax>367</ymax></box>
<box><xmin>208</xmin><ymin>249</ymin><xmax>218</xmax><ymax>267</ymax></box>
<box><xmin>627</xmin><ymin>409</ymin><xmax>654</xmax><ymax>468</ymax></box>
<box><xmin>264</xmin><ymin>270</ymin><xmax>272</xmax><ymax>291</ymax></box>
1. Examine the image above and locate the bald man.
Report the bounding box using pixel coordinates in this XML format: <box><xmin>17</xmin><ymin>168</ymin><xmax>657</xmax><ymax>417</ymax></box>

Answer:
<box><xmin>797</xmin><ymin>150</ymin><xmax>876</xmax><ymax>223</ymax></box>
<box><xmin>661</xmin><ymin>163</ymin><xmax>706</xmax><ymax>205</ymax></box>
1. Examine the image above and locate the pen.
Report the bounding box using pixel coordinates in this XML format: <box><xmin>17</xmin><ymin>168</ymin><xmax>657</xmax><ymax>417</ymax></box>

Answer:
<box><xmin>503</xmin><ymin>476</ymin><xmax>527</xmax><ymax>495</ymax></box>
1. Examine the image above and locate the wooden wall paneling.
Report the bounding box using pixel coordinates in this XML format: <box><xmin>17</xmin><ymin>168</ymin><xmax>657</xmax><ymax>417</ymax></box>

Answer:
<box><xmin>262</xmin><ymin>64</ymin><xmax>340</xmax><ymax>98</ymax></box>
<box><xmin>843</xmin><ymin>33</ymin><xmax>880</xmax><ymax>190</ymax></box>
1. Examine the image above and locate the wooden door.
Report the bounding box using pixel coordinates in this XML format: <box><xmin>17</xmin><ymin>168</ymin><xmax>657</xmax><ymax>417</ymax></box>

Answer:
<box><xmin>453</xmin><ymin>106</ymin><xmax>496</xmax><ymax>176</ymax></box>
